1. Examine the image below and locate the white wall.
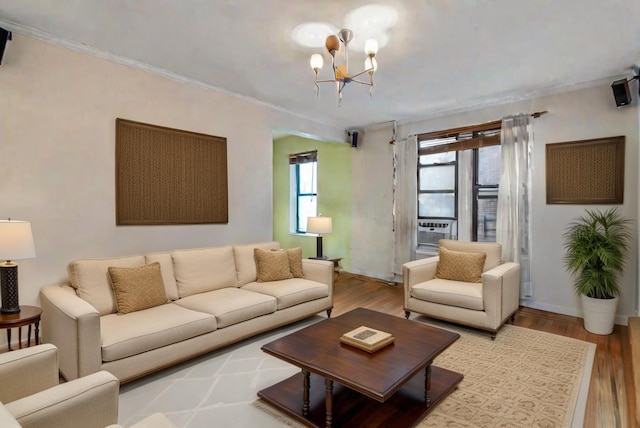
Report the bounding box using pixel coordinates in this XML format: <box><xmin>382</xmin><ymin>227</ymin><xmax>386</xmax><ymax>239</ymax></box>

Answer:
<box><xmin>352</xmin><ymin>84</ymin><xmax>639</xmax><ymax>323</ymax></box>
<box><xmin>0</xmin><ymin>34</ymin><xmax>343</xmax><ymax>313</ymax></box>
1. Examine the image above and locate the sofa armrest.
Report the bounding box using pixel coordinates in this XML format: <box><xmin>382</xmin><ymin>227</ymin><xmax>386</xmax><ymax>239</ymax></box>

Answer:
<box><xmin>402</xmin><ymin>257</ymin><xmax>439</xmax><ymax>307</ymax></box>
<box><xmin>481</xmin><ymin>262</ymin><xmax>521</xmax><ymax>327</ymax></box>
<box><xmin>302</xmin><ymin>259</ymin><xmax>334</xmax><ymax>298</ymax></box>
<box><xmin>0</xmin><ymin>344</ymin><xmax>59</xmax><ymax>403</ymax></box>
<box><xmin>6</xmin><ymin>370</ymin><xmax>119</xmax><ymax>428</ymax></box>
<box><xmin>39</xmin><ymin>285</ymin><xmax>102</xmax><ymax>381</ymax></box>
<box><xmin>0</xmin><ymin>403</ymin><xmax>21</xmax><ymax>428</ymax></box>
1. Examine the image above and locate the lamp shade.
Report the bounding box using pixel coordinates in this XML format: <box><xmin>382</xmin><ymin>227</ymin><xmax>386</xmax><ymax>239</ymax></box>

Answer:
<box><xmin>307</xmin><ymin>216</ymin><xmax>333</xmax><ymax>234</ymax></box>
<box><xmin>0</xmin><ymin>220</ymin><xmax>36</xmax><ymax>261</ymax></box>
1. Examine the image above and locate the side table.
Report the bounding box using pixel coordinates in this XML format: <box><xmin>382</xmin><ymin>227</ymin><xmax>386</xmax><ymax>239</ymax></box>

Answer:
<box><xmin>0</xmin><ymin>305</ymin><xmax>42</xmax><ymax>351</ymax></box>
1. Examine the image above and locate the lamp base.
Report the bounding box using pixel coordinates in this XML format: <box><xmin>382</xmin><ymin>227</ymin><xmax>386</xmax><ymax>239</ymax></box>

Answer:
<box><xmin>0</xmin><ymin>264</ymin><xmax>20</xmax><ymax>314</ymax></box>
<box><xmin>315</xmin><ymin>236</ymin><xmax>324</xmax><ymax>259</ymax></box>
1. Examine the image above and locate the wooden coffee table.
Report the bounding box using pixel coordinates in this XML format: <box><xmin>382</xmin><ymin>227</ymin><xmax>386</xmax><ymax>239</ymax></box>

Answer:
<box><xmin>258</xmin><ymin>307</ymin><xmax>463</xmax><ymax>427</ymax></box>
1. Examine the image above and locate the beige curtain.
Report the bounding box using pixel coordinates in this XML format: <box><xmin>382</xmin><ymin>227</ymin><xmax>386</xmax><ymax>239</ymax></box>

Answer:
<box><xmin>392</xmin><ymin>135</ymin><xmax>417</xmax><ymax>276</ymax></box>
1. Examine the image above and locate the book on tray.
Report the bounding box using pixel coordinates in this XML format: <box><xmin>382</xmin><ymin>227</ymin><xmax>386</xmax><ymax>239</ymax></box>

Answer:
<box><xmin>340</xmin><ymin>326</ymin><xmax>395</xmax><ymax>353</ymax></box>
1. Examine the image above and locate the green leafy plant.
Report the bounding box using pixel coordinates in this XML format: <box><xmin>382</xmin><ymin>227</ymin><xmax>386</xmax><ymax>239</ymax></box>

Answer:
<box><xmin>563</xmin><ymin>208</ymin><xmax>632</xmax><ymax>299</ymax></box>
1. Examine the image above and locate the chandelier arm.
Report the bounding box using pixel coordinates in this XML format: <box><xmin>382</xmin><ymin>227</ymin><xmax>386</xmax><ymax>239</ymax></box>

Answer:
<box><xmin>350</xmin><ymin>79</ymin><xmax>374</xmax><ymax>86</ymax></box>
<box><xmin>349</xmin><ymin>68</ymin><xmax>375</xmax><ymax>80</ymax></box>
<box><xmin>315</xmin><ymin>79</ymin><xmax>339</xmax><ymax>84</ymax></box>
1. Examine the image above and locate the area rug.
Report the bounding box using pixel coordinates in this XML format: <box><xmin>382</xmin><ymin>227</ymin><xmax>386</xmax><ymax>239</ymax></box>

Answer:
<box><xmin>118</xmin><ymin>315</ymin><xmax>595</xmax><ymax>428</ymax></box>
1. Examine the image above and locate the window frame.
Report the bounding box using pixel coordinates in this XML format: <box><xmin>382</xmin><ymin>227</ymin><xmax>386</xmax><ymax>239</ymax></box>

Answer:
<box><xmin>417</xmin><ymin>152</ymin><xmax>458</xmax><ymax>220</ymax></box>
<box><xmin>472</xmin><ymin>147</ymin><xmax>500</xmax><ymax>241</ymax></box>
<box><xmin>289</xmin><ymin>151</ymin><xmax>318</xmax><ymax>233</ymax></box>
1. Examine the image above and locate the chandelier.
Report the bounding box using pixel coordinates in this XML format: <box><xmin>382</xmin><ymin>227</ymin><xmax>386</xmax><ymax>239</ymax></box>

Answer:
<box><xmin>309</xmin><ymin>28</ymin><xmax>378</xmax><ymax>106</ymax></box>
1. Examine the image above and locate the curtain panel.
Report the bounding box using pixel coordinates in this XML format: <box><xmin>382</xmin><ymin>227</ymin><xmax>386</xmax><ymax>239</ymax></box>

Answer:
<box><xmin>497</xmin><ymin>114</ymin><xmax>533</xmax><ymax>298</ymax></box>
<box><xmin>392</xmin><ymin>135</ymin><xmax>418</xmax><ymax>276</ymax></box>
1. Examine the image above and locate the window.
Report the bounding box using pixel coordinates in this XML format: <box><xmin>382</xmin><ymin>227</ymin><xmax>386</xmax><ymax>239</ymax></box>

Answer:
<box><xmin>417</xmin><ymin>122</ymin><xmax>501</xmax><ymax>246</ymax></box>
<box><xmin>418</xmin><ymin>149</ymin><xmax>457</xmax><ymax>218</ymax></box>
<box><xmin>289</xmin><ymin>151</ymin><xmax>317</xmax><ymax>233</ymax></box>
<box><xmin>473</xmin><ymin>145</ymin><xmax>500</xmax><ymax>242</ymax></box>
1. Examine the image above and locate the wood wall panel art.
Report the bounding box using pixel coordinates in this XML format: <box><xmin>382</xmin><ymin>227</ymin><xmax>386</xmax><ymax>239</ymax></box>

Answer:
<box><xmin>546</xmin><ymin>136</ymin><xmax>624</xmax><ymax>204</ymax></box>
<box><xmin>116</xmin><ymin>118</ymin><xmax>228</xmax><ymax>225</ymax></box>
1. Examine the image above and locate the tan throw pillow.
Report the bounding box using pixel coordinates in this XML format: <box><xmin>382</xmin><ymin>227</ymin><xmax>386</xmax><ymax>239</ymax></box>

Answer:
<box><xmin>435</xmin><ymin>247</ymin><xmax>486</xmax><ymax>283</ymax></box>
<box><xmin>108</xmin><ymin>262</ymin><xmax>169</xmax><ymax>314</ymax></box>
<box><xmin>286</xmin><ymin>247</ymin><xmax>304</xmax><ymax>278</ymax></box>
<box><xmin>271</xmin><ymin>247</ymin><xmax>305</xmax><ymax>278</ymax></box>
<box><xmin>254</xmin><ymin>248</ymin><xmax>294</xmax><ymax>282</ymax></box>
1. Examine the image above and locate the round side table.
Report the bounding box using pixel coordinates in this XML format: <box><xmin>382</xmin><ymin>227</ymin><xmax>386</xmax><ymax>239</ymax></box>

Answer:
<box><xmin>0</xmin><ymin>305</ymin><xmax>42</xmax><ymax>351</ymax></box>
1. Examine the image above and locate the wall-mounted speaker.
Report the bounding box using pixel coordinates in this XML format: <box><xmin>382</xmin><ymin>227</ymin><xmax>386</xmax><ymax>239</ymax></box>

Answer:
<box><xmin>611</xmin><ymin>78</ymin><xmax>631</xmax><ymax>107</ymax></box>
<box><xmin>348</xmin><ymin>131</ymin><xmax>359</xmax><ymax>148</ymax></box>
<box><xmin>0</xmin><ymin>28</ymin><xmax>11</xmax><ymax>65</ymax></box>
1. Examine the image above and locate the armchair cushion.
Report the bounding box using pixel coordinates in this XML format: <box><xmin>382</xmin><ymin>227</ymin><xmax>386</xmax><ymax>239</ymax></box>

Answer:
<box><xmin>108</xmin><ymin>262</ymin><xmax>169</xmax><ymax>314</ymax></box>
<box><xmin>411</xmin><ymin>278</ymin><xmax>484</xmax><ymax>311</ymax></box>
<box><xmin>435</xmin><ymin>247</ymin><xmax>486</xmax><ymax>283</ymax></box>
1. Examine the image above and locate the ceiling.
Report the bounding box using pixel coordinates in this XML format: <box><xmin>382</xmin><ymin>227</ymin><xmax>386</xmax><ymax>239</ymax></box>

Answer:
<box><xmin>0</xmin><ymin>1</ymin><xmax>639</xmax><ymax>131</ymax></box>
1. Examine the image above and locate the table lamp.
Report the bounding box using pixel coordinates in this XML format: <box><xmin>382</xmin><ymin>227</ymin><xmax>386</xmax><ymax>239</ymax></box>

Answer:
<box><xmin>307</xmin><ymin>216</ymin><xmax>332</xmax><ymax>259</ymax></box>
<box><xmin>0</xmin><ymin>219</ymin><xmax>36</xmax><ymax>314</ymax></box>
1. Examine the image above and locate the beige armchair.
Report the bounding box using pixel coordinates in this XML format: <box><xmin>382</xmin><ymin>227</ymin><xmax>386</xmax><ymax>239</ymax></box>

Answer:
<box><xmin>0</xmin><ymin>344</ymin><xmax>178</xmax><ymax>428</ymax></box>
<box><xmin>0</xmin><ymin>344</ymin><xmax>119</xmax><ymax>428</ymax></box>
<box><xmin>403</xmin><ymin>240</ymin><xmax>520</xmax><ymax>339</ymax></box>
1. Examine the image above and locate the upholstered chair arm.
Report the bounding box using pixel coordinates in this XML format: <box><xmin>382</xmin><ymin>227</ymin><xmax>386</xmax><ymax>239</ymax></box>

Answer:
<box><xmin>0</xmin><ymin>403</ymin><xmax>21</xmax><ymax>428</ymax></box>
<box><xmin>39</xmin><ymin>285</ymin><xmax>102</xmax><ymax>381</ymax></box>
<box><xmin>6</xmin><ymin>370</ymin><xmax>119</xmax><ymax>428</ymax></box>
<box><xmin>402</xmin><ymin>257</ymin><xmax>439</xmax><ymax>307</ymax></box>
<box><xmin>481</xmin><ymin>262</ymin><xmax>521</xmax><ymax>328</ymax></box>
<box><xmin>302</xmin><ymin>259</ymin><xmax>334</xmax><ymax>297</ymax></box>
<box><xmin>0</xmin><ymin>344</ymin><xmax>59</xmax><ymax>404</ymax></box>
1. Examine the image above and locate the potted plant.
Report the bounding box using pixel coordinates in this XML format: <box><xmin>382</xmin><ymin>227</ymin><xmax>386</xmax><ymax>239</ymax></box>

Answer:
<box><xmin>563</xmin><ymin>208</ymin><xmax>632</xmax><ymax>335</ymax></box>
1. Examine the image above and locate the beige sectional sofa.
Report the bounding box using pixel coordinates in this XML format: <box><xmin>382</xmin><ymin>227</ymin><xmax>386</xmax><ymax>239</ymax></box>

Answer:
<box><xmin>39</xmin><ymin>241</ymin><xmax>334</xmax><ymax>383</ymax></box>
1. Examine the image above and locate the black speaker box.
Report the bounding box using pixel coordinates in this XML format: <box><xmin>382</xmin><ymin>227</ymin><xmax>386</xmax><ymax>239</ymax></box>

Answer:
<box><xmin>611</xmin><ymin>78</ymin><xmax>631</xmax><ymax>107</ymax></box>
<box><xmin>350</xmin><ymin>131</ymin><xmax>359</xmax><ymax>148</ymax></box>
<box><xmin>0</xmin><ymin>28</ymin><xmax>11</xmax><ymax>65</ymax></box>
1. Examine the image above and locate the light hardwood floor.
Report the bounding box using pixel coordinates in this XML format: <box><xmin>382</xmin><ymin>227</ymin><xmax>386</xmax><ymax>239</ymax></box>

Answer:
<box><xmin>334</xmin><ymin>272</ymin><xmax>637</xmax><ymax>428</ymax></box>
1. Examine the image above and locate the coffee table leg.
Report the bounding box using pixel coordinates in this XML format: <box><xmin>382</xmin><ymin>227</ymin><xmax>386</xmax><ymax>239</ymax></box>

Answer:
<box><xmin>425</xmin><ymin>364</ymin><xmax>432</xmax><ymax>406</ymax></box>
<box><xmin>325</xmin><ymin>378</ymin><xmax>333</xmax><ymax>428</ymax></box>
<box><xmin>6</xmin><ymin>329</ymin><xmax>11</xmax><ymax>351</ymax></box>
<box><xmin>302</xmin><ymin>370</ymin><xmax>310</xmax><ymax>416</ymax></box>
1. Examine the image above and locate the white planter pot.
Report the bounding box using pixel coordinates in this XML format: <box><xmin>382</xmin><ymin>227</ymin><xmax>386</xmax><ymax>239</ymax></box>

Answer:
<box><xmin>581</xmin><ymin>294</ymin><xmax>619</xmax><ymax>335</ymax></box>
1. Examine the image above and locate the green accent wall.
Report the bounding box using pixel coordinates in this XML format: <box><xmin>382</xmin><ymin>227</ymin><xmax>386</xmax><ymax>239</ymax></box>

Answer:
<box><xmin>273</xmin><ymin>135</ymin><xmax>352</xmax><ymax>271</ymax></box>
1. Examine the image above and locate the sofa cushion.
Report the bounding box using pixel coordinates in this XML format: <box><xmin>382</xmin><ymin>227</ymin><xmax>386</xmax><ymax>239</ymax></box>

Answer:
<box><xmin>175</xmin><ymin>288</ymin><xmax>277</xmax><ymax>328</ymax></box>
<box><xmin>100</xmin><ymin>303</ymin><xmax>217</xmax><ymax>362</ymax></box>
<box><xmin>254</xmin><ymin>248</ymin><xmax>293</xmax><ymax>282</ymax></box>
<box><xmin>412</xmin><ymin>278</ymin><xmax>484</xmax><ymax>311</ymax></box>
<box><xmin>284</xmin><ymin>247</ymin><xmax>304</xmax><ymax>278</ymax></box>
<box><xmin>145</xmin><ymin>252</ymin><xmax>179</xmax><ymax>301</ymax></box>
<box><xmin>241</xmin><ymin>278</ymin><xmax>328</xmax><ymax>310</ymax></box>
<box><xmin>68</xmin><ymin>255</ymin><xmax>146</xmax><ymax>316</ymax></box>
<box><xmin>436</xmin><ymin>247</ymin><xmax>486</xmax><ymax>283</ymax></box>
<box><xmin>440</xmin><ymin>239</ymin><xmax>502</xmax><ymax>272</ymax></box>
<box><xmin>108</xmin><ymin>262</ymin><xmax>169</xmax><ymax>315</ymax></box>
<box><xmin>172</xmin><ymin>246</ymin><xmax>237</xmax><ymax>298</ymax></box>
<box><xmin>233</xmin><ymin>242</ymin><xmax>280</xmax><ymax>286</ymax></box>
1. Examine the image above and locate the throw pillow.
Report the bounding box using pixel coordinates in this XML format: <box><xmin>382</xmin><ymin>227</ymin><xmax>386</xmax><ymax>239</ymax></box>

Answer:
<box><xmin>254</xmin><ymin>248</ymin><xmax>294</xmax><ymax>282</ymax></box>
<box><xmin>286</xmin><ymin>247</ymin><xmax>305</xmax><ymax>278</ymax></box>
<box><xmin>271</xmin><ymin>247</ymin><xmax>305</xmax><ymax>278</ymax></box>
<box><xmin>108</xmin><ymin>262</ymin><xmax>169</xmax><ymax>314</ymax></box>
<box><xmin>435</xmin><ymin>247</ymin><xmax>486</xmax><ymax>283</ymax></box>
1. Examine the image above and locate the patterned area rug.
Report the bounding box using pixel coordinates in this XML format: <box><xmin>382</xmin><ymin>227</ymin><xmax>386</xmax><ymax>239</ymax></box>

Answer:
<box><xmin>118</xmin><ymin>316</ymin><xmax>594</xmax><ymax>428</ymax></box>
<box><xmin>255</xmin><ymin>318</ymin><xmax>595</xmax><ymax>428</ymax></box>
